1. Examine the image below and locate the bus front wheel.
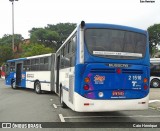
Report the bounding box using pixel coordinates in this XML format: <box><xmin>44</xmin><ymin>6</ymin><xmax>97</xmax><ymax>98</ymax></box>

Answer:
<box><xmin>151</xmin><ymin>78</ymin><xmax>160</xmax><ymax>88</ymax></box>
<box><xmin>35</xmin><ymin>81</ymin><xmax>41</xmax><ymax>94</ymax></box>
<box><xmin>11</xmin><ymin>80</ymin><xmax>17</xmax><ymax>89</ymax></box>
<box><xmin>60</xmin><ymin>87</ymin><xmax>67</xmax><ymax>108</ymax></box>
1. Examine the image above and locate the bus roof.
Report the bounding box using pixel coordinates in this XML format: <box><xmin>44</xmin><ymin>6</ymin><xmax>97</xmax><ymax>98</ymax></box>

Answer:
<box><xmin>7</xmin><ymin>58</ymin><xmax>27</xmax><ymax>63</ymax></box>
<box><xmin>7</xmin><ymin>53</ymin><xmax>53</xmax><ymax>63</ymax></box>
<box><xmin>84</xmin><ymin>23</ymin><xmax>147</xmax><ymax>35</ymax></box>
<box><xmin>26</xmin><ymin>53</ymin><xmax>53</xmax><ymax>59</ymax></box>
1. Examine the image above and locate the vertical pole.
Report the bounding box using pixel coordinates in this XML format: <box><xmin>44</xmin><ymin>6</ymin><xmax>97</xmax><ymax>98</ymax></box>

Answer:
<box><xmin>12</xmin><ymin>1</ymin><xmax>15</xmax><ymax>52</ymax></box>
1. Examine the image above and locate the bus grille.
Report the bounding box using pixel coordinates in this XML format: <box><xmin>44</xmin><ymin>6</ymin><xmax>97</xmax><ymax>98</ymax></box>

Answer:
<box><xmin>90</xmin><ymin>68</ymin><xmax>143</xmax><ymax>74</ymax></box>
<box><xmin>122</xmin><ymin>69</ymin><xmax>143</xmax><ymax>74</ymax></box>
<box><xmin>90</xmin><ymin>68</ymin><xmax>115</xmax><ymax>73</ymax></box>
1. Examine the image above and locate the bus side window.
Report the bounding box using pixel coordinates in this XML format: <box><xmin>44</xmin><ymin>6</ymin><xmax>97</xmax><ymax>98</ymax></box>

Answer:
<box><xmin>71</xmin><ymin>36</ymin><xmax>76</xmax><ymax>53</ymax></box>
<box><xmin>44</xmin><ymin>57</ymin><xmax>49</xmax><ymax>70</ymax></box>
<box><xmin>64</xmin><ymin>42</ymin><xmax>70</xmax><ymax>68</ymax></box>
<box><xmin>24</xmin><ymin>60</ymin><xmax>31</xmax><ymax>71</ymax></box>
<box><xmin>70</xmin><ymin>36</ymin><xmax>76</xmax><ymax>67</ymax></box>
<box><xmin>31</xmin><ymin>59</ymin><xmax>35</xmax><ymax>71</ymax></box>
<box><xmin>10</xmin><ymin>62</ymin><xmax>15</xmax><ymax>72</ymax></box>
<box><xmin>60</xmin><ymin>50</ymin><xmax>65</xmax><ymax>69</ymax></box>
<box><xmin>40</xmin><ymin>58</ymin><xmax>44</xmax><ymax>70</ymax></box>
<box><xmin>64</xmin><ymin>44</ymin><xmax>68</xmax><ymax>56</ymax></box>
<box><xmin>67</xmin><ymin>43</ymin><xmax>69</xmax><ymax>54</ymax></box>
<box><xmin>35</xmin><ymin>59</ymin><xmax>40</xmax><ymax>71</ymax></box>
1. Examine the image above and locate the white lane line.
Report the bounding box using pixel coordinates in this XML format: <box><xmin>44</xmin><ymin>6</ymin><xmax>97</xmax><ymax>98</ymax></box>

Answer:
<box><xmin>50</xmin><ymin>99</ymin><xmax>53</xmax><ymax>101</ymax></box>
<box><xmin>59</xmin><ymin>114</ymin><xmax>65</xmax><ymax>122</ymax></box>
<box><xmin>149</xmin><ymin>100</ymin><xmax>160</xmax><ymax>103</ymax></box>
<box><xmin>53</xmin><ymin>104</ymin><xmax>57</xmax><ymax>108</ymax></box>
<box><xmin>53</xmin><ymin>104</ymin><xmax>62</xmax><ymax>108</ymax></box>
<box><xmin>63</xmin><ymin>115</ymin><xmax>160</xmax><ymax>119</ymax></box>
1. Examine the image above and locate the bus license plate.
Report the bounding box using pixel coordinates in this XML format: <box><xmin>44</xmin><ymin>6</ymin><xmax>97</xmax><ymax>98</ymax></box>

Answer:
<box><xmin>112</xmin><ymin>91</ymin><xmax>124</xmax><ymax>96</ymax></box>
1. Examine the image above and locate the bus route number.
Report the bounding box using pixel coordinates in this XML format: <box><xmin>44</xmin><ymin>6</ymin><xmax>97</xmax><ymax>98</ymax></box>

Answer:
<box><xmin>128</xmin><ymin>75</ymin><xmax>141</xmax><ymax>81</ymax></box>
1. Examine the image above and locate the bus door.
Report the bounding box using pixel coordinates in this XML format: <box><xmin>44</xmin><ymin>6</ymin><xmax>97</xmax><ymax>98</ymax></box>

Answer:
<box><xmin>56</xmin><ymin>55</ymin><xmax>60</xmax><ymax>94</ymax></box>
<box><xmin>15</xmin><ymin>62</ymin><xmax>23</xmax><ymax>87</ymax></box>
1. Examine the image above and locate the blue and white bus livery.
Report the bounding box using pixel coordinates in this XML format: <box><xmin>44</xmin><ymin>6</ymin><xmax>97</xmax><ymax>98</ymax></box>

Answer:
<box><xmin>55</xmin><ymin>21</ymin><xmax>150</xmax><ymax>112</ymax></box>
<box><xmin>5</xmin><ymin>53</ymin><xmax>55</xmax><ymax>94</ymax></box>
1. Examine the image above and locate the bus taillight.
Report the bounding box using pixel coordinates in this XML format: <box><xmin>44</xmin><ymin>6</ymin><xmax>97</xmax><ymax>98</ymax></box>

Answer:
<box><xmin>84</xmin><ymin>77</ymin><xmax>90</xmax><ymax>83</ymax></box>
<box><xmin>84</xmin><ymin>85</ymin><xmax>89</xmax><ymax>90</ymax></box>
<box><xmin>144</xmin><ymin>85</ymin><xmax>148</xmax><ymax>90</ymax></box>
<box><xmin>143</xmin><ymin>78</ymin><xmax>148</xmax><ymax>83</ymax></box>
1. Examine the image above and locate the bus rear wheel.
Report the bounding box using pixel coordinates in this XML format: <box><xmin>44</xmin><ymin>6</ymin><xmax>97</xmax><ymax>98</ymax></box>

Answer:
<box><xmin>60</xmin><ymin>87</ymin><xmax>67</xmax><ymax>108</ymax></box>
<box><xmin>11</xmin><ymin>80</ymin><xmax>17</xmax><ymax>89</ymax></box>
<box><xmin>35</xmin><ymin>81</ymin><xmax>41</xmax><ymax>94</ymax></box>
<box><xmin>151</xmin><ymin>79</ymin><xmax>160</xmax><ymax>88</ymax></box>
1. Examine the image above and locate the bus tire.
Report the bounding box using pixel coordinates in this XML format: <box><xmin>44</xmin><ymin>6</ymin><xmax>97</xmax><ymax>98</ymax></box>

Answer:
<box><xmin>35</xmin><ymin>81</ymin><xmax>41</xmax><ymax>94</ymax></box>
<box><xmin>60</xmin><ymin>87</ymin><xmax>67</xmax><ymax>108</ymax></box>
<box><xmin>11</xmin><ymin>80</ymin><xmax>17</xmax><ymax>89</ymax></box>
<box><xmin>151</xmin><ymin>78</ymin><xmax>160</xmax><ymax>88</ymax></box>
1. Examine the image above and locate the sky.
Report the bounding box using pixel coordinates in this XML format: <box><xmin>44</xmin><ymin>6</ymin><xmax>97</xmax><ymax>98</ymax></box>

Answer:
<box><xmin>0</xmin><ymin>0</ymin><xmax>160</xmax><ymax>39</ymax></box>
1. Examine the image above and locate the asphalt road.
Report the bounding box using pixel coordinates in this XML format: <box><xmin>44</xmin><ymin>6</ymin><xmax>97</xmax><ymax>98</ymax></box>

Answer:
<box><xmin>0</xmin><ymin>78</ymin><xmax>160</xmax><ymax>129</ymax></box>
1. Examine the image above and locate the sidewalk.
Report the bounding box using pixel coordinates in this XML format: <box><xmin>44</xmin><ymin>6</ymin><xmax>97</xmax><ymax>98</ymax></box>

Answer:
<box><xmin>149</xmin><ymin>102</ymin><xmax>160</xmax><ymax>111</ymax></box>
<box><xmin>149</xmin><ymin>88</ymin><xmax>160</xmax><ymax>111</ymax></box>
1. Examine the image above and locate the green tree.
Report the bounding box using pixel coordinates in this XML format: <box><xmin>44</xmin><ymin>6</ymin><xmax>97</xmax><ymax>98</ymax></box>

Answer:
<box><xmin>0</xmin><ymin>34</ymin><xmax>12</xmax><ymax>46</ymax></box>
<box><xmin>30</xmin><ymin>28</ymin><xmax>59</xmax><ymax>49</ymax></box>
<box><xmin>20</xmin><ymin>43</ymin><xmax>54</xmax><ymax>57</ymax></box>
<box><xmin>0</xmin><ymin>45</ymin><xmax>13</xmax><ymax>65</ymax></box>
<box><xmin>0</xmin><ymin>34</ymin><xmax>23</xmax><ymax>46</ymax></box>
<box><xmin>29</xmin><ymin>23</ymin><xmax>76</xmax><ymax>50</ymax></box>
<box><xmin>147</xmin><ymin>24</ymin><xmax>160</xmax><ymax>56</ymax></box>
<box><xmin>46</xmin><ymin>23</ymin><xmax>76</xmax><ymax>48</ymax></box>
<box><xmin>0</xmin><ymin>34</ymin><xmax>24</xmax><ymax>54</ymax></box>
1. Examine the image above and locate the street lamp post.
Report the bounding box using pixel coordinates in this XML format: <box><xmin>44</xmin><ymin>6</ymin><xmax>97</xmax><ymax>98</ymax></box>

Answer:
<box><xmin>9</xmin><ymin>0</ymin><xmax>18</xmax><ymax>53</ymax></box>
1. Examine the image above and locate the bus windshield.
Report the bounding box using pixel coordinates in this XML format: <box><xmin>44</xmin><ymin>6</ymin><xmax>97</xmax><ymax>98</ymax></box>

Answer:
<box><xmin>85</xmin><ymin>28</ymin><xmax>147</xmax><ymax>59</ymax></box>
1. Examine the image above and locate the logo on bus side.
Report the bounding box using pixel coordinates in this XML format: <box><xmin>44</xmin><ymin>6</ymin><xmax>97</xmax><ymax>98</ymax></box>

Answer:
<box><xmin>27</xmin><ymin>74</ymin><xmax>34</xmax><ymax>78</ymax></box>
<box><xmin>94</xmin><ymin>75</ymin><xmax>105</xmax><ymax>84</ymax></box>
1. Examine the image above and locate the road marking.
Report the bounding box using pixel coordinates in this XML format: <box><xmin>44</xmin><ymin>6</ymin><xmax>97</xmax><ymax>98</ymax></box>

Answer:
<box><xmin>50</xmin><ymin>99</ymin><xmax>53</xmax><ymax>101</ymax></box>
<box><xmin>53</xmin><ymin>104</ymin><xmax>57</xmax><ymax>108</ymax></box>
<box><xmin>59</xmin><ymin>114</ymin><xmax>65</xmax><ymax>122</ymax></box>
<box><xmin>53</xmin><ymin>104</ymin><xmax>61</xmax><ymax>109</ymax></box>
<box><xmin>149</xmin><ymin>100</ymin><xmax>160</xmax><ymax>103</ymax></box>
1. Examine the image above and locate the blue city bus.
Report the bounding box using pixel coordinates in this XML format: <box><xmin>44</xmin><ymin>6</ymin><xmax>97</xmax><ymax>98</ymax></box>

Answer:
<box><xmin>5</xmin><ymin>53</ymin><xmax>55</xmax><ymax>93</ymax></box>
<box><xmin>55</xmin><ymin>21</ymin><xmax>150</xmax><ymax>112</ymax></box>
